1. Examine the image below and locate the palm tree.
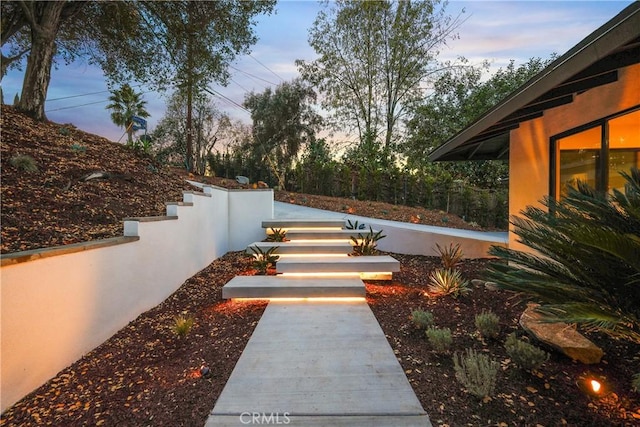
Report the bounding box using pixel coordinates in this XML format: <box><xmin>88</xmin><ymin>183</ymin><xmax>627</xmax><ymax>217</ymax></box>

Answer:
<box><xmin>106</xmin><ymin>84</ymin><xmax>150</xmax><ymax>145</ymax></box>
<box><xmin>486</xmin><ymin>168</ymin><xmax>640</xmax><ymax>343</ymax></box>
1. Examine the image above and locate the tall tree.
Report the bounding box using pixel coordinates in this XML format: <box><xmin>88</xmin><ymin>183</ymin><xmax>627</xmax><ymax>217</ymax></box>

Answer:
<box><xmin>3</xmin><ymin>0</ymin><xmax>275</xmax><ymax>134</ymax></box>
<box><xmin>243</xmin><ymin>79</ymin><xmax>323</xmax><ymax>190</ymax></box>
<box><xmin>152</xmin><ymin>90</ymin><xmax>232</xmax><ymax>175</ymax></box>
<box><xmin>105</xmin><ymin>84</ymin><xmax>150</xmax><ymax>145</ymax></box>
<box><xmin>3</xmin><ymin>1</ymin><xmax>88</xmax><ymax>120</ymax></box>
<box><xmin>297</xmin><ymin>0</ymin><xmax>464</xmax><ymax>163</ymax></box>
<box><xmin>95</xmin><ymin>0</ymin><xmax>275</xmax><ymax>171</ymax></box>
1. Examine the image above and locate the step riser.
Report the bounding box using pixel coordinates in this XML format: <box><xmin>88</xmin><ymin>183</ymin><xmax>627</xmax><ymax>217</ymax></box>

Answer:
<box><xmin>222</xmin><ymin>276</ymin><xmax>365</xmax><ymax>299</ymax></box>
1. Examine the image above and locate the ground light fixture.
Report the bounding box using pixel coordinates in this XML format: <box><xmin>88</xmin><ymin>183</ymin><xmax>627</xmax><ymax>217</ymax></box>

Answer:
<box><xmin>577</xmin><ymin>374</ymin><xmax>607</xmax><ymax>398</ymax></box>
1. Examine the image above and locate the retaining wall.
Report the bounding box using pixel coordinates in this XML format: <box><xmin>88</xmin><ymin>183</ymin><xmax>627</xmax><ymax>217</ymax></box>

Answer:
<box><xmin>0</xmin><ymin>185</ymin><xmax>273</xmax><ymax>411</ymax></box>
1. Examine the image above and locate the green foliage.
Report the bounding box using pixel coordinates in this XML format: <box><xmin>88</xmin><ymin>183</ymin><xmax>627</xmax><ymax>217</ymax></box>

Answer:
<box><xmin>298</xmin><ymin>0</ymin><xmax>465</xmax><ymax>165</ymax></box>
<box><xmin>427</xmin><ymin>268</ymin><xmax>470</xmax><ymax>298</ymax></box>
<box><xmin>504</xmin><ymin>334</ymin><xmax>549</xmax><ymax>371</ymax></box>
<box><xmin>632</xmin><ymin>373</ymin><xmax>640</xmax><ymax>392</ymax></box>
<box><xmin>9</xmin><ymin>154</ymin><xmax>38</xmax><ymax>173</ymax></box>
<box><xmin>486</xmin><ymin>168</ymin><xmax>640</xmax><ymax>343</ymax></box>
<box><xmin>426</xmin><ymin>327</ymin><xmax>453</xmax><ymax>352</ymax></box>
<box><xmin>453</xmin><ymin>348</ymin><xmax>499</xmax><ymax>399</ymax></box>
<box><xmin>410</xmin><ymin>309</ymin><xmax>434</xmax><ymax>330</ymax></box>
<box><xmin>435</xmin><ymin>242</ymin><xmax>464</xmax><ymax>269</ymax></box>
<box><xmin>404</xmin><ymin>56</ymin><xmax>551</xmax><ymax>184</ymax></box>
<box><xmin>243</xmin><ymin>79</ymin><xmax>323</xmax><ymax>190</ymax></box>
<box><xmin>70</xmin><ymin>143</ymin><xmax>87</xmax><ymax>154</ymax></box>
<box><xmin>350</xmin><ymin>226</ymin><xmax>386</xmax><ymax>256</ymax></box>
<box><xmin>172</xmin><ymin>315</ymin><xmax>194</xmax><ymax>338</ymax></box>
<box><xmin>266</xmin><ymin>228</ymin><xmax>287</xmax><ymax>242</ymax></box>
<box><xmin>58</xmin><ymin>127</ymin><xmax>70</xmax><ymax>136</ymax></box>
<box><xmin>475</xmin><ymin>310</ymin><xmax>500</xmax><ymax>339</ymax></box>
<box><xmin>249</xmin><ymin>246</ymin><xmax>279</xmax><ymax>275</ymax></box>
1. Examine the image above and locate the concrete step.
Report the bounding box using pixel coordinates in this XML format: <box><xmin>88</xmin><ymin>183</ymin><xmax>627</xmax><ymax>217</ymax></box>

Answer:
<box><xmin>246</xmin><ymin>241</ymin><xmax>353</xmax><ymax>255</ymax></box>
<box><xmin>222</xmin><ymin>276</ymin><xmax>365</xmax><ymax>299</ymax></box>
<box><xmin>285</xmin><ymin>229</ymin><xmax>381</xmax><ymax>241</ymax></box>
<box><xmin>205</xmin><ymin>301</ymin><xmax>430</xmax><ymax>426</ymax></box>
<box><xmin>276</xmin><ymin>255</ymin><xmax>399</xmax><ymax>280</ymax></box>
<box><xmin>262</xmin><ymin>219</ymin><xmax>346</xmax><ymax>229</ymax></box>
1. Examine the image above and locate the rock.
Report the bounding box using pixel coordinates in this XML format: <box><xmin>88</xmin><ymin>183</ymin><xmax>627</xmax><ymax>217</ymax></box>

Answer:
<box><xmin>235</xmin><ymin>175</ymin><xmax>250</xmax><ymax>185</ymax></box>
<box><xmin>471</xmin><ymin>279</ymin><xmax>499</xmax><ymax>291</ymax></box>
<box><xmin>519</xmin><ymin>303</ymin><xmax>603</xmax><ymax>364</ymax></box>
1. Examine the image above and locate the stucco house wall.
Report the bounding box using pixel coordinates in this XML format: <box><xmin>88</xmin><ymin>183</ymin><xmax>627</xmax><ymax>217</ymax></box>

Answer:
<box><xmin>508</xmin><ymin>63</ymin><xmax>640</xmax><ymax>252</ymax></box>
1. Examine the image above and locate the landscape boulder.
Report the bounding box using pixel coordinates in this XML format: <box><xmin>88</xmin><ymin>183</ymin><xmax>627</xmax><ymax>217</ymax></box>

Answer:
<box><xmin>519</xmin><ymin>303</ymin><xmax>604</xmax><ymax>364</ymax></box>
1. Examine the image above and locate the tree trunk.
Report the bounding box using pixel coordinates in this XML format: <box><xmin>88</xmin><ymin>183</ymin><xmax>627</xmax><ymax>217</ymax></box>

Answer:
<box><xmin>17</xmin><ymin>2</ymin><xmax>66</xmax><ymax>121</ymax></box>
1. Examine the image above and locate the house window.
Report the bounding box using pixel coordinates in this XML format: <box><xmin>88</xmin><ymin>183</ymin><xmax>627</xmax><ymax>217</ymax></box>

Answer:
<box><xmin>551</xmin><ymin>107</ymin><xmax>640</xmax><ymax>199</ymax></box>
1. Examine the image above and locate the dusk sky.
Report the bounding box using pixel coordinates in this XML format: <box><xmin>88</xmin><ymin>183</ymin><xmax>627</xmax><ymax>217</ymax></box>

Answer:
<box><xmin>1</xmin><ymin>0</ymin><xmax>634</xmax><ymax>142</ymax></box>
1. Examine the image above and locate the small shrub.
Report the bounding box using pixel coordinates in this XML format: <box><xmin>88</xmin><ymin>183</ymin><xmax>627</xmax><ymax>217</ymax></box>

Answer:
<box><xmin>427</xmin><ymin>268</ymin><xmax>470</xmax><ymax>298</ymax></box>
<box><xmin>505</xmin><ymin>333</ymin><xmax>549</xmax><ymax>371</ymax></box>
<box><xmin>58</xmin><ymin>127</ymin><xmax>70</xmax><ymax>136</ymax></box>
<box><xmin>173</xmin><ymin>315</ymin><xmax>194</xmax><ymax>337</ymax></box>
<box><xmin>426</xmin><ymin>327</ymin><xmax>453</xmax><ymax>352</ymax></box>
<box><xmin>350</xmin><ymin>226</ymin><xmax>386</xmax><ymax>256</ymax></box>
<box><xmin>70</xmin><ymin>143</ymin><xmax>87</xmax><ymax>154</ymax></box>
<box><xmin>266</xmin><ymin>228</ymin><xmax>287</xmax><ymax>242</ymax></box>
<box><xmin>434</xmin><ymin>242</ymin><xmax>463</xmax><ymax>269</ymax></box>
<box><xmin>410</xmin><ymin>309</ymin><xmax>434</xmax><ymax>330</ymax></box>
<box><xmin>632</xmin><ymin>373</ymin><xmax>640</xmax><ymax>392</ymax></box>
<box><xmin>453</xmin><ymin>348</ymin><xmax>499</xmax><ymax>399</ymax></box>
<box><xmin>9</xmin><ymin>154</ymin><xmax>38</xmax><ymax>173</ymax></box>
<box><xmin>249</xmin><ymin>245</ymin><xmax>279</xmax><ymax>275</ymax></box>
<box><xmin>475</xmin><ymin>310</ymin><xmax>500</xmax><ymax>339</ymax></box>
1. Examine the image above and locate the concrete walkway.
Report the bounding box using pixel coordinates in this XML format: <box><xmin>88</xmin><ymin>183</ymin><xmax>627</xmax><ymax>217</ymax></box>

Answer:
<box><xmin>205</xmin><ymin>301</ymin><xmax>431</xmax><ymax>426</ymax></box>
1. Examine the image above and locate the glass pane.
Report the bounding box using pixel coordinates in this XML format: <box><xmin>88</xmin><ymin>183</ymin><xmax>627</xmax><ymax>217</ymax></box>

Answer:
<box><xmin>557</xmin><ymin>126</ymin><xmax>601</xmax><ymax>197</ymax></box>
<box><xmin>608</xmin><ymin>110</ymin><xmax>640</xmax><ymax>193</ymax></box>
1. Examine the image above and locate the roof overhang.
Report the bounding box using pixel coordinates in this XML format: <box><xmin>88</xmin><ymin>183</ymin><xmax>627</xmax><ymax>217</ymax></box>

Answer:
<box><xmin>428</xmin><ymin>2</ymin><xmax>640</xmax><ymax>162</ymax></box>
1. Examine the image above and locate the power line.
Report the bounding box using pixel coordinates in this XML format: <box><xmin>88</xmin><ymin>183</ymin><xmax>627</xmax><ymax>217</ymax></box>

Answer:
<box><xmin>45</xmin><ymin>90</ymin><xmax>152</xmax><ymax>113</ymax></box>
<box><xmin>45</xmin><ymin>99</ymin><xmax>107</xmax><ymax>112</ymax></box>
<box><xmin>229</xmin><ymin>65</ymin><xmax>278</xmax><ymax>86</ymax></box>
<box><xmin>248</xmin><ymin>53</ymin><xmax>285</xmax><ymax>83</ymax></box>
<box><xmin>204</xmin><ymin>87</ymin><xmax>250</xmax><ymax>114</ymax></box>
<box><xmin>46</xmin><ymin>83</ymin><xmax>145</xmax><ymax>102</ymax></box>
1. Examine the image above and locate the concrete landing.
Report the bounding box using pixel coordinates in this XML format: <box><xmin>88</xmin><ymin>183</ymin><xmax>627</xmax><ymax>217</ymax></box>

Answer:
<box><xmin>205</xmin><ymin>301</ymin><xmax>431</xmax><ymax>426</ymax></box>
<box><xmin>286</xmin><ymin>229</ymin><xmax>380</xmax><ymax>240</ymax></box>
<box><xmin>222</xmin><ymin>276</ymin><xmax>365</xmax><ymax>299</ymax></box>
<box><xmin>263</xmin><ymin>219</ymin><xmax>346</xmax><ymax>229</ymax></box>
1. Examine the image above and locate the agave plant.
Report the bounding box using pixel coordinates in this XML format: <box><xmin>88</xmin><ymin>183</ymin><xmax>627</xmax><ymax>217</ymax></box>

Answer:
<box><xmin>249</xmin><ymin>245</ymin><xmax>280</xmax><ymax>275</ymax></box>
<box><xmin>265</xmin><ymin>228</ymin><xmax>287</xmax><ymax>242</ymax></box>
<box><xmin>435</xmin><ymin>242</ymin><xmax>464</xmax><ymax>269</ymax></box>
<box><xmin>350</xmin><ymin>226</ymin><xmax>386</xmax><ymax>256</ymax></box>
<box><xmin>486</xmin><ymin>168</ymin><xmax>640</xmax><ymax>343</ymax></box>
<box><xmin>427</xmin><ymin>268</ymin><xmax>471</xmax><ymax>298</ymax></box>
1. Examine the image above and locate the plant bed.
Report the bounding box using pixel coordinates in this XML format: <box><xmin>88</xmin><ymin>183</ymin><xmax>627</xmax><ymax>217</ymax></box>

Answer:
<box><xmin>2</xmin><ymin>252</ymin><xmax>638</xmax><ymax>426</ymax></box>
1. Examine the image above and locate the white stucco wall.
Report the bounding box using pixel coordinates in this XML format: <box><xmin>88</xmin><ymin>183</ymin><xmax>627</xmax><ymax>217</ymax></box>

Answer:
<box><xmin>508</xmin><ymin>63</ymin><xmax>640</xmax><ymax>252</ymax></box>
<box><xmin>0</xmin><ymin>185</ymin><xmax>273</xmax><ymax>411</ymax></box>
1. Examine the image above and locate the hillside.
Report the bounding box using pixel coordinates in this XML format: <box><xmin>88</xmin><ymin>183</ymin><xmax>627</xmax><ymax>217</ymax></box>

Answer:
<box><xmin>1</xmin><ymin>105</ymin><xmax>480</xmax><ymax>254</ymax></box>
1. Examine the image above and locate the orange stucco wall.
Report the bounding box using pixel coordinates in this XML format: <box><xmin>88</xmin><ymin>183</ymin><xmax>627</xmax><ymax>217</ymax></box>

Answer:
<box><xmin>508</xmin><ymin>63</ymin><xmax>640</xmax><ymax>252</ymax></box>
